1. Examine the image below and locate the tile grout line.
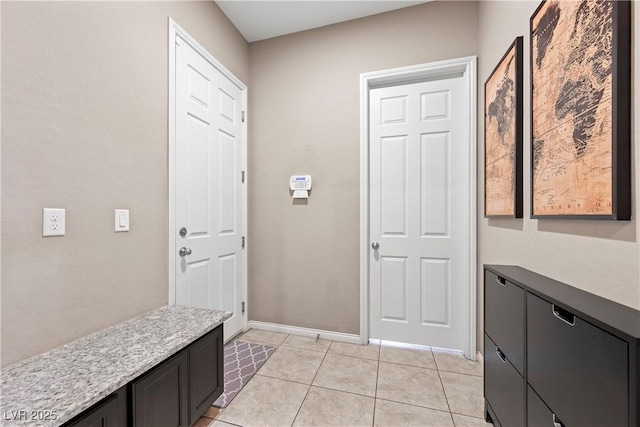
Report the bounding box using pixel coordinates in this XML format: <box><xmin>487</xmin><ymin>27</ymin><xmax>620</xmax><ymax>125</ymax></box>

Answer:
<box><xmin>237</xmin><ymin>333</ymin><xmax>486</xmax><ymax>425</ymax></box>
<box><xmin>221</xmin><ymin>331</ymin><xmax>289</xmax><ymax>427</ymax></box>
<box><xmin>433</xmin><ymin>350</ymin><xmax>457</xmax><ymax>427</ymax></box>
<box><xmin>374</xmin><ymin>396</ymin><xmax>455</xmax><ymax>415</ymax></box>
<box><xmin>253</xmin><ymin>340</ymin><xmax>328</xmax><ymax>387</ymax></box>
<box><xmin>437</xmin><ymin>369</ymin><xmax>483</xmax><ymax>378</ymax></box>
<box><xmin>252</xmin><ymin>350</ymin><xmax>379</xmax><ymax>394</ymax></box>
<box><xmin>289</xmin><ymin>344</ymin><xmax>330</xmax><ymax>426</ymax></box>
<box><xmin>434</xmin><ymin>353</ymin><xmax>487</xmax><ymax>423</ymax></box>
<box><xmin>228</xmin><ymin>373</ymin><xmax>490</xmax><ymax>425</ymax></box>
<box><xmin>432</xmin><ymin>352</ymin><xmax>484</xmax><ymax>377</ymax></box>
<box><xmin>379</xmin><ymin>345</ymin><xmax>449</xmax><ymax>372</ymax></box>
<box><xmin>371</xmin><ymin>349</ymin><xmax>381</xmax><ymax>427</ymax></box>
<box><xmin>309</xmin><ymin>383</ymin><xmax>375</xmax><ymax>399</ymax></box>
<box><xmin>325</xmin><ymin>349</ymin><xmax>380</xmax><ymax>363</ymax></box>
<box><xmin>450</xmin><ymin>411</ymin><xmax>489</xmax><ymax>421</ymax></box>
<box><xmin>211</xmin><ymin>419</ymin><xmax>243</xmax><ymax>427</ymax></box>
<box><xmin>325</xmin><ymin>340</ymin><xmax>381</xmax><ymax>362</ymax></box>
<box><xmin>377</xmin><ymin>359</ymin><xmax>440</xmax><ymax>371</ymax></box>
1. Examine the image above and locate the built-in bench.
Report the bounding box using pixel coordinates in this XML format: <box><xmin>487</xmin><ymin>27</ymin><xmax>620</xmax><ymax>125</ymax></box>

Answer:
<box><xmin>1</xmin><ymin>306</ymin><xmax>229</xmax><ymax>427</ymax></box>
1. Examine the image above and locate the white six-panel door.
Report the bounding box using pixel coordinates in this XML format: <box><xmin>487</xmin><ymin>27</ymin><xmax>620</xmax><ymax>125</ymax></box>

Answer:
<box><xmin>174</xmin><ymin>35</ymin><xmax>245</xmax><ymax>342</ymax></box>
<box><xmin>369</xmin><ymin>77</ymin><xmax>468</xmax><ymax>350</ymax></box>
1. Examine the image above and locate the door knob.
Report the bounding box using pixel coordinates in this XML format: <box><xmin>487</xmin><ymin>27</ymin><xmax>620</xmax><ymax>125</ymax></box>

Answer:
<box><xmin>179</xmin><ymin>247</ymin><xmax>192</xmax><ymax>257</ymax></box>
<box><xmin>372</xmin><ymin>242</ymin><xmax>380</xmax><ymax>250</ymax></box>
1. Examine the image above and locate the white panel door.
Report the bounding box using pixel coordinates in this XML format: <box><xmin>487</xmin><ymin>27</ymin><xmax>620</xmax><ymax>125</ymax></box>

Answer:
<box><xmin>369</xmin><ymin>77</ymin><xmax>468</xmax><ymax>350</ymax></box>
<box><xmin>175</xmin><ymin>38</ymin><xmax>244</xmax><ymax>341</ymax></box>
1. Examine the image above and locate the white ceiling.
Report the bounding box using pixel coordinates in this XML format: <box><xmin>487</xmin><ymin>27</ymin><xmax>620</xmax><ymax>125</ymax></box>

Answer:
<box><xmin>215</xmin><ymin>1</ymin><xmax>429</xmax><ymax>43</ymax></box>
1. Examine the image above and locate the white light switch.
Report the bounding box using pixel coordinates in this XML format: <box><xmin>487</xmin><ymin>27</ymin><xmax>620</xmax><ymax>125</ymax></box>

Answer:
<box><xmin>115</xmin><ymin>209</ymin><xmax>129</xmax><ymax>232</ymax></box>
<box><xmin>43</xmin><ymin>208</ymin><xmax>66</xmax><ymax>237</ymax></box>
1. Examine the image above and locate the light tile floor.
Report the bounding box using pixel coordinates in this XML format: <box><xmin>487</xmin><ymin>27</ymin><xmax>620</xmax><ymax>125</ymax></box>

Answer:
<box><xmin>195</xmin><ymin>329</ymin><xmax>492</xmax><ymax>427</ymax></box>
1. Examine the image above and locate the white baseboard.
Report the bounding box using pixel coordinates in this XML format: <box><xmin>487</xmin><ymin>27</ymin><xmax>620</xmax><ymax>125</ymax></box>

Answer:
<box><xmin>476</xmin><ymin>350</ymin><xmax>484</xmax><ymax>365</ymax></box>
<box><xmin>247</xmin><ymin>320</ymin><xmax>361</xmax><ymax>345</ymax></box>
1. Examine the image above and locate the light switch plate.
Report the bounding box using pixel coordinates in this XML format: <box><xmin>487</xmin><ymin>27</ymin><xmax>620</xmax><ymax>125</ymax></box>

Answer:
<box><xmin>115</xmin><ymin>209</ymin><xmax>129</xmax><ymax>232</ymax></box>
<box><xmin>43</xmin><ymin>208</ymin><xmax>66</xmax><ymax>237</ymax></box>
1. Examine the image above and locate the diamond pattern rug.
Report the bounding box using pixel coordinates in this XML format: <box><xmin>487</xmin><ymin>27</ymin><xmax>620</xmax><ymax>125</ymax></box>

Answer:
<box><xmin>213</xmin><ymin>340</ymin><xmax>276</xmax><ymax>408</ymax></box>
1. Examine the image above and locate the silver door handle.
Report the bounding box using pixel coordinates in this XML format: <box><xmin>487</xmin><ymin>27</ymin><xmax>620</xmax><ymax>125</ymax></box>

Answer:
<box><xmin>552</xmin><ymin>414</ymin><xmax>564</xmax><ymax>427</ymax></box>
<box><xmin>552</xmin><ymin>304</ymin><xmax>575</xmax><ymax>326</ymax></box>
<box><xmin>372</xmin><ymin>242</ymin><xmax>379</xmax><ymax>250</ymax></box>
<box><xmin>179</xmin><ymin>247</ymin><xmax>192</xmax><ymax>257</ymax></box>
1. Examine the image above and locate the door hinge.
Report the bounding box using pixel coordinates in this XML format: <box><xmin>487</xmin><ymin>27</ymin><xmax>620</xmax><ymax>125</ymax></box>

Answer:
<box><xmin>241</xmin><ymin>110</ymin><xmax>245</xmax><ymax>123</ymax></box>
<box><xmin>242</xmin><ymin>236</ymin><xmax>245</xmax><ymax>249</ymax></box>
<box><xmin>241</xmin><ymin>170</ymin><xmax>245</xmax><ymax>183</ymax></box>
<box><xmin>241</xmin><ymin>301</ymin><xmax>245</xmax><ymax>314</ymax></box>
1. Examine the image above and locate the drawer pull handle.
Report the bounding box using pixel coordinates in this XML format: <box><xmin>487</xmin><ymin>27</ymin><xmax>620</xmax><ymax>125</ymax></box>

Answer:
<box><xmin>552</xmin><ymin>304</ymin><xmax>575</xmax><ymax>326</ymax></box>
<box><xmin>552</xmin><ymin>414</ymin><xmax>564</xmax><ymax>427</ymax></box>
<box><xmin>496</xmin><ymin>276</ymin><xmax>506</xmax><ymax>287</ymax></box>
<box><xmin>495</xmin><ymin>347</ymin><xmax>506</xmax><ymax>363</ymax></box>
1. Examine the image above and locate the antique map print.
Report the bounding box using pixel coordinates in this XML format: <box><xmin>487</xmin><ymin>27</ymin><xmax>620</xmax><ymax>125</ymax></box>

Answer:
<box><xmin>531</xmin><ymin>0</ymin><xmax>613</xmax><ymax>216</ymax></box>
<box><xmin>485</xmin><ymin>41</ymin><xmax>519</xmax><ymax>216</ymax></box>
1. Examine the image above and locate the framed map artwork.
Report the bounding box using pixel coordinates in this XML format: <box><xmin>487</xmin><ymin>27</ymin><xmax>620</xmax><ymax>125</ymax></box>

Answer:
<box><xmin>485</xmin><ymin>37</ymin><xmax>523</xmax><ymax>217</ymax></box>
<box><xmin>530</xmin><ymin>0</ymin><xmax>631</xmax><ymax>220</ymax></box>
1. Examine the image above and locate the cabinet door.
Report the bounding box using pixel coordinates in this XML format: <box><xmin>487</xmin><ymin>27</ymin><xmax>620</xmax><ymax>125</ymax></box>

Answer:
<box><xmin>65</xmin><ymin>395</ymin><xmax>119</xmax><ymax>427</ymax></box>
<box><xmin>189</xmin><ymin>326</ymin><xmax>224</xmax><ymax>424</ymax></box>
<box><xmin>484</xmin><ymin>269</ymin><xmax>525</xmax><ymax>375</ymax></box>
<box><xmin>484</xmin><ymin>334</ymin><xmax>525</xmax><ymax>427</ymax></box>
<box><xmin>527</xmin><ymin>385</ymin><xmax>561</xmax><ymax>427</ymax></box>
<box><xmin>132</xmin><ymin>351</ymin><xmax>189</xmax><ymax>427</ymax></box>
<box><xmin>527</xmin><ymin>293</ymin><xmax>628</xmax><ymax>427</ymax></box>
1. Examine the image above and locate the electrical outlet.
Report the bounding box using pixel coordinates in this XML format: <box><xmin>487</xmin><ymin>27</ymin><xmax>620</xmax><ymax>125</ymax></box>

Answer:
<box><xmin>43</xmin><ymin>208</ymin><xmax>66</xmax><ymax>237</ymax></box>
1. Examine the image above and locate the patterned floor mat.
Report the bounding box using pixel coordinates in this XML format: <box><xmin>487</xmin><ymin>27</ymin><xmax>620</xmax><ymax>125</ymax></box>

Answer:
<box><xmin>213</xmin><ymin>340</ymin><xmax>276</xmax><ymax>408</ymax></box>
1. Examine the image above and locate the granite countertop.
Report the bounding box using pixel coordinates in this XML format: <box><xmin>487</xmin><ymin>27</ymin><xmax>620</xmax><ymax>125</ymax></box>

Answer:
<box><xmin>0</xmin><ymin>305</ymin><xmax>230</xmax><ymax>427</ymax></box>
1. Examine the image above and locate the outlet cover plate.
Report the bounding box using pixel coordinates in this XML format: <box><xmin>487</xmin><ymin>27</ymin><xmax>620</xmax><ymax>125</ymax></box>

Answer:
<box><xmin>43</xmin><ymin>208</ymin><xmax>66</xmax><ymax>237</ymax></box>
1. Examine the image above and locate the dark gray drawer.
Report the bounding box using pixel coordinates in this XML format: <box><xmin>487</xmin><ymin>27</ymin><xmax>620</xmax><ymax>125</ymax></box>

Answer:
<box><xmin>484</xmin><ymin>269</ymin><xmax>525</xmax><ymax>375</ymax></box>
<box><xmin>527</xmin><ymin>385</ymin><xmax>565</xmax><ymax>427</ymax></box>
<box><xmin>484</xmin><ymin>334</ymin><xmax>525</xmax><ymax>427</ymax></box>
<box><xmin>527</xmin><ymin>293</ymin><xmax>628</xmax><ymax>427</ymax></box>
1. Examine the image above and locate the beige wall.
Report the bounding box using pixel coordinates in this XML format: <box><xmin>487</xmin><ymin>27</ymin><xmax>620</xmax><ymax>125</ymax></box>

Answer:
<box><xmin>3</xmin><ymin>0</ymin><xmax>636</xmax><ymax>366</ymax></box>
<box><xmin>247</xmin><ymin>2</ymin><xmax>479</xmax><ymax>334</ymax></box>
<box><xmin>477</xmin><ymin>1</ymin><xmax>640</xmax><ymax>351</ymax></box>
<box><xmin>1</xmin><ymin>1</ymin><xmax>248</xmax><ymax>366</ymax></box>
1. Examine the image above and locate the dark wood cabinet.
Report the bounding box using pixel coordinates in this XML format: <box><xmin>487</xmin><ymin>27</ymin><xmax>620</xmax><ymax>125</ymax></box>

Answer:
<box><xmin>132</xmin><ymin>351</ymin><xmax>189</xmax><ymax>427</ymax></box>
<box><xmin>484</xmin><ymin>265</ymin><xmax>640</xmax><ymax>427</ymax></box>
<box><xmin>130</xmin><ymin>325</ymin><xmax>224</xmax><ymax>427</ymax></box>
<box><xmin>64</xmin><ymin>387</ymin><xmax>127</xmax><ymax>427</ymax></box>
<box><xmin>66</xmin><ymin>396</ymin><xmax>119</xmax><ymax>427</ymax></box>
<box><xmin>484</xmin><ymin>269</ymin><xmax>525</xmax><ymax>375</ymax></box>
<box><xmin>484</xmin><ymin>334</ymin><xmax>525</xmax><ymax>427</ymax></box>
<box><xmin>527</xmin><ymin>293</ymin><xmax>628</xmax><ymax>427</ymax></box>
<box><xmin>188</xmin><ymin>325</ymin><xmax>224</xmax><ymax>424</ymax></box>
<box><xmin>526</xmin><ymin>385</ymin><xmax>555</xmax><ymax>427</ymax></box>
<box><xmin>64</xmin><ymin>325</ymin><xmax>223</xmax><ymax>427</ymax></box>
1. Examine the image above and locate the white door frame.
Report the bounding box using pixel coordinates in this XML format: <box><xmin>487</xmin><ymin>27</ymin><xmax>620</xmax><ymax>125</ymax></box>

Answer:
<box><xmin>359</xmin><ymin>56</ymin><xmax>477</xmax><ymax>359</ymax></box>
<box><xmin>167</xmin><ymin>18</ymin><xmax>248</xmax><ymax>334</ymax></box>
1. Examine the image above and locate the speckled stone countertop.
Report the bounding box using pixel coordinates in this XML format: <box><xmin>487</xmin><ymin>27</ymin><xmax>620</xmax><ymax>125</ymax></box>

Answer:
<box><xmin>0</xmin><ymin>305</ymin><xmax>229</xmax><ymax>427</ymax></box>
